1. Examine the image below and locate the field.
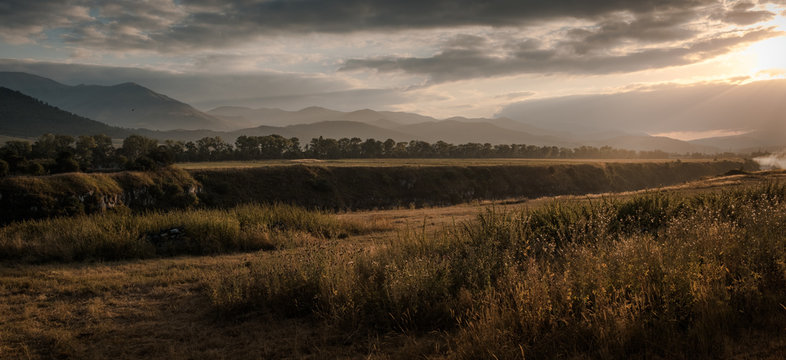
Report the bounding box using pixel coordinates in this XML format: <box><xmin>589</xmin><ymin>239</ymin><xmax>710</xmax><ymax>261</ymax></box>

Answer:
<box><xmin>175</xmin><ymin>157</ymin><xmax>726</xmax><ymax>169</ymax></box>
<box><xmin>1</xmin><ymin>168</ymin><xmax>785</xmax><ymax>359</ymax></box>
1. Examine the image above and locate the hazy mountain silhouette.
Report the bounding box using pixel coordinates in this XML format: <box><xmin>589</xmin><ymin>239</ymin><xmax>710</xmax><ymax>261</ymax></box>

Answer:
<box><xmin>395</xmin><ymin>120</ymin><xmax>573</xmax><ymax>146</ymax></box>
<box><xmin>498</xmin><ymin>79</ymin><xmax>786</xmax><ymax>150</ymax></box>
<box><xmin>206</xmin><ymin>105</ymin><xmax>717</xmax><ymax>152</ymax></box>
<box><xmin>589</xmin><ymin>135</ymin><xmax>718</xmax><ymax>153</ymax></box>
<box><xmin>0</xmin><ymin>72</ymin><xmax>231</xmax><ymax>131</ymax></box>
<box><xmin>0</xmin><ymin>72</ymin><xmax>725</xmax><ymax>153</ymax></box>
<box><xmin>0</xmin><ymin>87</ymin><xmax>131</xmax><ymax>138</ymax></box>
<box><xmin>207</xmin><ymin>105</ymin><xmax>438</xmax><ymax>128</ymax></box>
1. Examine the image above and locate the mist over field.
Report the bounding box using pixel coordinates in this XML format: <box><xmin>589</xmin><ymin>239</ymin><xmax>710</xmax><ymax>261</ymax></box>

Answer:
<box><xmin>755</xmin><ymin>152</ymin><xmax>786</xmax><ymax>169</ymax></box>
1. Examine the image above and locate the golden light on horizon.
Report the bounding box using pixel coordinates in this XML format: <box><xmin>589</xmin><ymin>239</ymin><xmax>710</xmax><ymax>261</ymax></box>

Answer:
<box><xmin>740</xmin><ymin>10</ymin><xmax>786</xmax><ymax>77</ymax></box>
<box><xmin>748</xmin><ymin>36</ymin><xmax>786</xmax><ymax>73</ymax></box>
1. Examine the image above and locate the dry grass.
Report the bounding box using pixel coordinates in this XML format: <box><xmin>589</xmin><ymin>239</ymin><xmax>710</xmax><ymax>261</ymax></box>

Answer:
<box><xmin>0</xmin><ymin>203</ymin><xmax>383</xmax><ymax>263</ymax></box>
<box><xmin>175</xmin><ymin>158</ymin><xmax>738</xmax><ymax>170</ymax></box>
<box><xmin>207</xmin><ymin>182</ymin><xmax>786</xmax><ymax>359</ymax></box>
<box><xmin>2</xmin><ymin>171</ymin><xmax>786</xmax><ymax>359</ymax></box>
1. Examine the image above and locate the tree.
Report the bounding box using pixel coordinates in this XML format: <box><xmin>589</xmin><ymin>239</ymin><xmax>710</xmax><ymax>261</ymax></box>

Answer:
<box><xmin>122</xmin><ymin>135</ymin><xmax>158</xmax><ymax>162</ymax></box>
<box><xmin>259</xmin><ymin>135</ymin><xmax>288</xmax><ymax>158</ymax></box>
<box><xmin>432</xmin><ymin>141</ymin><xmax>453</xmax><ymax>157</ymax></box>
<box><xmin>408</xmin><ymin>140</ymin><xmax>433</xmax><ymax>157</ymax></box>
<box><xmin>235</xmin><ymin>135</ymin><xmax>260</xmax><ymax>160</ymax></box>
<box><xmin>26</xmin><ymin>162</ymin><xmax>45</xmax><ymax>176</ymax></box>
<box><xmin>307</xmin><ymin>137</ymin><xmax>340</xmax><ymax>158</ymax></box>
<box><xmin>32</xmin><ymin>134</ymin><xmax>74</xmax><ymax>159</ymax></box>
<box><xmin>75</xmin><ymin>135</ymin><xmax>98</xmax><ymax>169</ymax></box>
<box><xmin>195</xmin><ymin>136</ymin><xmax>231</xmax><ymax>161</ymax></box>
<box><xmin>360</xmin><ymin>138</ymin><xmax>383</xmax><ymax>158</ymax></box>
<box><xmin>164</xmin><ymin>140</ymin><xmax>186</xmax><ymax>162</ymax></box>
<box><xmin>55</xmin><ymin>152</ymin><xmax>80</xmax><ymax>173</ymax></box>
<box><xmin>91</xmin><ymin>135</ymin><xmax>117</xmax><ymax>169</ymax></box>
<box><xmin>284</xmin><ymin>137</ymin><xmax>302</xmax><ymax>158</ymax></box>
<box><xmin>2</xmin><ymin>140</ymin><xmax>32</xmax><ymax>158</ymax></box>
<box><xmin>382</xmin><ymin>139</ymin><xmax>396</xmax><ymax>157</ymax></box>
<box><xmin>0</xmin><ymin>159</ymin><xmax>8</xmax><ymax>177</ymax></box>
<box><xmin>148</xmin><ymin>145</ymin><xmax>175</xmax><ymax>167</ymax></box>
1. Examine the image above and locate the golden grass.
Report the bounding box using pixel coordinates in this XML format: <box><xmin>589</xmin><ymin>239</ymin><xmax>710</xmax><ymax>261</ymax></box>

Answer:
<box><xmin>175</xmin><ymin>157</ymin><xmax>738</xmax><ymax>170</ymax></box>
<box><xmin>2</xmin><ymin>172</ymin><xmax>786</xmax><ymax>359</ymax></box>
<box><xmin>206</xmin><ymin>183</ymin><xmax>786</xmax><ymax>359</ymax></box>
<box><xmin>0</xmin><ymin>203</ymin><xmax>383</xmax><ymax>263</ymax></box>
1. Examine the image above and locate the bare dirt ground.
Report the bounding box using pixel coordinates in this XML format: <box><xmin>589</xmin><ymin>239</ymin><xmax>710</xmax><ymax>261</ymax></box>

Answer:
<box><xmin>1</xmin><ymin>170</ymin><xmax>785</xmax><ymax>359</ymax></box>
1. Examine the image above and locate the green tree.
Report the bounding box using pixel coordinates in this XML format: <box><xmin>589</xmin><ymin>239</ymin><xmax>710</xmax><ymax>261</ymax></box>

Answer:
<box><xmin>285</xmin><ymin>137</ymin><xmax>302</xmax><ymax>158</ymax></box>
<box><xmin>360</xmin><ymin>138</ymin><xmax>383</xmax><ymax>158</ymax></box>
<box><xmin>91</xmin><ymin>135</ymin><xmax>117</xmax><ymax>169</ymax></box>
<box><xmin>2</xmin><ymin>140</ymin><xmax>32</xmax><ymax>158</ymax></box>
<box><xmin>75</xmin><ymin>135</ymin><xmax>97</xmax><ymax>169</ymax></box>
<box><xmin>55</xmin><ymin>152</ymin><xmax>80</xmax><ymax>173</ymax></box>
<box><xmin>122</xmin><ymin>135</ymin><xmax>159</xmax><ymax>162</ymax></box>
<box><xmin>32</xmin><ymin>134</ymin><xmax>74</xmax><ymax>159</ymax></box>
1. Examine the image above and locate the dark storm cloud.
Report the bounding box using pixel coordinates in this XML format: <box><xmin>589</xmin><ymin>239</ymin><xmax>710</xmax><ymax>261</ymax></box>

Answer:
<box><xmin>1</xmin><ymin>0</ymin><xmax>782</xmax><ymax>82</ymax></box>
<box><xmin>1</xmin><ymin>0</ymin><xmax>773</xmax><ymax>50</ymax></box>
<box><xmin>342</xmin><ymin>28</ymin><xmax>781</xmax><ymax>82</ymax></box>
<box><xmin>715</xmin><ymin>2</ymin><xmax>776</xmax><ymax>25</ymax></box>
<box><xmin>562</xmin><ymin>9</ymin><xmax>700</xmax><ymax>54</ymax></box>
<box><xmin>0</xmin><ymin>0</ymin><xmax>91</xmax><ymax>43</ymax></box>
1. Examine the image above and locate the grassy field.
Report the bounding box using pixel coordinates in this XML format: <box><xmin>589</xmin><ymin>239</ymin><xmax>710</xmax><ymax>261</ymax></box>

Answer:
<box><xmin>1</xmin><ymin>171</ymin><xmax>785</xmax><ymax>359</ymax></box>
<box><xmin>175</xmin><ymin>157</ymin><xmax>728</xmax><ymax>169</ymax></box>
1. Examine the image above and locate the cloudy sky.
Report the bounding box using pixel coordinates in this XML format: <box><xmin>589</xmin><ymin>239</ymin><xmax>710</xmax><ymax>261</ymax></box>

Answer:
<box><xmin>1</xmin><ymin>0</ymin><xmax>785</xmax><ymax>135</ymax></box>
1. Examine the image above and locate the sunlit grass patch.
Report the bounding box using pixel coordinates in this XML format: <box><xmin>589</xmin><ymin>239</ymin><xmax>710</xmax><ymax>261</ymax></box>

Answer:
<box><xmin>0</xmin><ymin>203</ymin><xmax>379</xmax><ymax>263</ymax></box>
<box><xmin>205</xmin><ymin>184</ymin><xmax>786</xmax><ymax>358</ymax></box>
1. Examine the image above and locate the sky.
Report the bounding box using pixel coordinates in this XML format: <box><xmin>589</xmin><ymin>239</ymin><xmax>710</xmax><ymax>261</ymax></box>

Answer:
<box><xmin>0</xmin><ymin>0</ymin><xmax>785</xmax><ymax>138</ymax></box>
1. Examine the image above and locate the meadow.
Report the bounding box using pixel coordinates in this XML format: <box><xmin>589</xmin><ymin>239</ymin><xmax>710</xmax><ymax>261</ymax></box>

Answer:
<box><xmin>1</xmin><ymin>170</ymin><xmax>784</xmax><ymax>359</ymax></box>
<box><xmin>175</xmin><ymin>157</ymin><xmax>731</xmax><ymax>169</ymax></box>
<box><xmin>205</xmin><ymin>182</ymin><xmax>786</xmax><ymax>359</ymax></box>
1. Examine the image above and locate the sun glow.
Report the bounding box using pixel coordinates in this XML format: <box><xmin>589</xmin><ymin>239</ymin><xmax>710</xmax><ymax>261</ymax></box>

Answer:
<box><xmin>748</xmin><ymin>36</ymin><xmax>786</xmax><ymax>73</ymax></box>
<box><xmin>730</xmin><ymin>9</ymin><xmax>786</xmax><ymax>79</ymax></box>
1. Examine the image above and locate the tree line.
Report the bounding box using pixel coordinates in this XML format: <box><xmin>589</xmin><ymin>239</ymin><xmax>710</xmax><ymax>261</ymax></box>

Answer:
<box><xmin>1</xmin><ymin>133</ymin><xmax>685</xmax><ymax>176</ymax></box>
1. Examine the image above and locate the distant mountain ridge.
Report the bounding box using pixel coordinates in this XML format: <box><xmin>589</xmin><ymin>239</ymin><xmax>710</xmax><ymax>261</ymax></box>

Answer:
<box><xmin>207</xmin><ymin>105</ymin><xmax>438</xmax><ymax>128</ymax></box>
<box><xmin>0</xmin><ymin>72</ymin><xmax>231</xmax><ymax>131</ymax></box>
<box><xmin>0</xmin><ymin>72</ymin><xmax>727</xmax><ymax>154</ymax></box>
<box><xmin>499</xmin><ymin>78</ymin><xmax>786</xmax><ymax>151</ymax></box>
<box><xmin>0</xmin><ymin>87</ymin><xmax>131</xmax><ymax>138</ymax></box>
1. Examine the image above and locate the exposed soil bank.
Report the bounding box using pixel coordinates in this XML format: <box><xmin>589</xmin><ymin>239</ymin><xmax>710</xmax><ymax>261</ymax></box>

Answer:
<box><xmin>0</xmin><ymin>168</ymin><xmax>199</xmax><ymax>223</ymax></box>
<box><xmin>193</xmin><ymin>159</ymin><xmax>757</xmax><ymax>210</ymax></box>
<box><xmin>0</xmin><ymin>159</ymin><xmax>757</xmax><ymax>223</ymax></box>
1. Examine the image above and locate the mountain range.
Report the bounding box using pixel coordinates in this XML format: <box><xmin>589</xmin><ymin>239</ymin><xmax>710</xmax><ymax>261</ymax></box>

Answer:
<box><xmin>499</xmin><ymin>78</ymin><xmax>786</xmax><ymax>152</ymax></box>
<box><xmin>0</xmin><ymin>72</ymin><xmax>230</xmax><ymax>131</ymax></box>
<box><xmin>0</xmin><ymin>87</ymin><xmax>131</xmax><ymax>138</ymax></box>
<box><xmin>0</xmin><ymin>71</ymin><xmax>781</xmax><ymax>153</ymax></box>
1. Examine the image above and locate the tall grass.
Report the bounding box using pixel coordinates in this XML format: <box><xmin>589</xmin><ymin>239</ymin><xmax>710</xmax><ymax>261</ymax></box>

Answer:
<box><xmin>206</xmin><ymin>184</ymin><xmax>786</xmax><ymax>358</ymax></box>
<box><xmin>0</xmin><ymin>204</ymin><xmax>374</xmax><ymax>263</ymax></box>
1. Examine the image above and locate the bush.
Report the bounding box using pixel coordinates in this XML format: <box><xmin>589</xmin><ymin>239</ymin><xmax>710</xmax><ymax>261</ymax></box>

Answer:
<box><xmin>25</xmin><ymin>162</ymin><xmax>45</xmax><ymax>176</ymax></box>
<box><xmin>55</xmin><ymin>153</ymin><xmax>80</xmax><ymax>173</ymax></box>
